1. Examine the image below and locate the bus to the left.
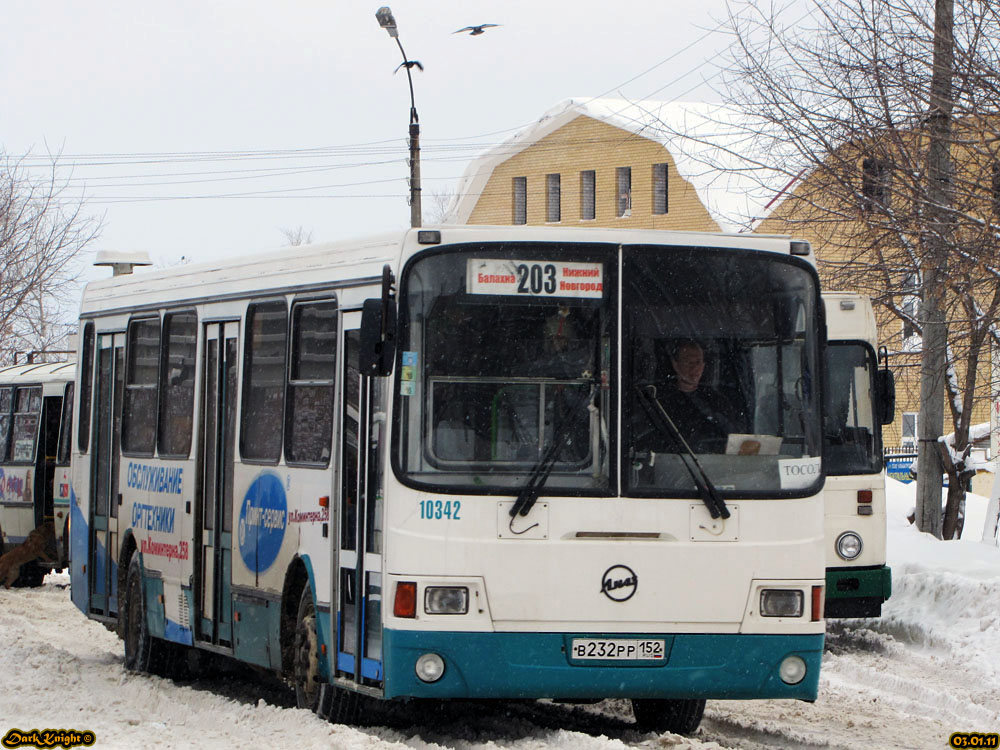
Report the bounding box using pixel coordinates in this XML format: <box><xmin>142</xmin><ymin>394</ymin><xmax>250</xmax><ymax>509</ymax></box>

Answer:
<box><xmin>0</xmin><ymin>360</ymin><xmax>75</xmax><ymax>586</ymax></box>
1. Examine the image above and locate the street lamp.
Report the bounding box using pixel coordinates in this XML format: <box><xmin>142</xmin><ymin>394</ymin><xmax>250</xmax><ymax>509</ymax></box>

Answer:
<box><xmin>376</xmin><ymin>6</ymin><xmax>422</xmax><ymax>228</ymax></box>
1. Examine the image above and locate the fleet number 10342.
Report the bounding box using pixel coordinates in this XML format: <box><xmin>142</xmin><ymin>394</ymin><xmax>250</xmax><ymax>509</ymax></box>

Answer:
<box><xmin>419</xmin><ymin>499</ymin><xmax>462</xmax><ymax>520</ymax></box>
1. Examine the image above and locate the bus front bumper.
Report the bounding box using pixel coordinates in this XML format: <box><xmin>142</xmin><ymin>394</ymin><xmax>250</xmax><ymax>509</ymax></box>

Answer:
<box><xmin>825</xmin><ymin>565</ymin><xmax>892</xmax><ymax>618</ymax></box>
<box><xmin>382</xmin><ymin>630</ymin><xmax>823</xmax><ymax>701</ymax></box>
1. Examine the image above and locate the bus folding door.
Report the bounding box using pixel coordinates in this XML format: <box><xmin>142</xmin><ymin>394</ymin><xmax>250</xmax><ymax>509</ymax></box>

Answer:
<box><xmin>89</xmin><ymin>333</ymin><xmax>125</xmax><ymax>617</ymax></box>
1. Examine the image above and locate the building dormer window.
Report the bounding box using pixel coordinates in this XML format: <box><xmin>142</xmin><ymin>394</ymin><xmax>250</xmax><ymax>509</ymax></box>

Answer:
<box><xmin>861</xmin><ymin>157</ymin><xmax>891</xmax><ymax>212</ymax></box>
<box><xmin>513</xmin><ymin>176</ymin><xmax>527</xmax><ymax>225</ymax></box>
<box><xmin>653</xmin><ymin>163</ymin><xmax>669</xmax><ymax>215</ymax></box>
<box><xmin>580</xmin><ymin>170</ymin><xmax>595</xmax><ymax>220</ymax></box>
<box><xmin>616</xmin><ymin>167</ymin><xmax>632</xmax><ymax>218</ymax></box>
<box><xmin>546</xmin><ymin>173</ymin><xmax>561</xmax><ymax>223</ymax></box>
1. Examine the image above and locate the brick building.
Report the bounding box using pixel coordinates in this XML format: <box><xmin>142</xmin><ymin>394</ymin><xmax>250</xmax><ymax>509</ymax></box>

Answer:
<box><xmin>444</xmin><ymin>98</ymin><xmax>768</xmax><ymax>233</ymax></box>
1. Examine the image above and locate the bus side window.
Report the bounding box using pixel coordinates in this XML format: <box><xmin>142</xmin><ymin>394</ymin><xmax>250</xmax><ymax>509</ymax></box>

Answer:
<box><xmin>158</xmin><ymin>311</ymin><xmax>197</xmax><ymax>458</ymax></box>
<box><xmin>78</xmin><ymin>322</ymin><xmax>95</xmax><ymax>453</ymax></box>
<box><xmin>0</xmin><ymin>387</ymin><xmax>12</xmax><ymax>460</ymax></box>
<box><xmin>123</xmin><ymin>317</ymin><xmax>161</xmax><ymax>456</ymax></box>
<box><xmin>286</xmin><ymin>300</ymin><xmax>337</xmax><ymax>466</ymax></box>
<box><xmin>241</xmin><ymin>300</ymin><xmax>288</xmax><ymax>463</ymax></box>
<box><xmin>11</xmin><ymin>387</ymin><xmax>42</xmax><ymax>462</ymax></box>
<box><xmin>57</xmin><ymin>383</ymin><xmax>74</xmax><ymax>466</ymax></box>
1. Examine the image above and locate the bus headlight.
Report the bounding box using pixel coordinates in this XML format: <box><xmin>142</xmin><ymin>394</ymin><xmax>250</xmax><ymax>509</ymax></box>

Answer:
<box><xmin>415</xmin><ymin>653</ymin><xmax>445</xmax><ymax>682</ymax></box>
<box><xmin>424</xmin><ymin>586</ymin><xmax>469</xmax><ymax>615</ymax></box>
<box><xmin>779</xmin><ymin>655</ymin><xmax>807</xmax><ymax>684</ymax></box>
<box><xmin>760</xmin><ymin>589</ymin><xmax>804</xmax><ymax>617</ymax></box>
<box><xmin>835</xmin><ymin>531</ymin><xmax>863</xmax><ymax>561</ymax></box>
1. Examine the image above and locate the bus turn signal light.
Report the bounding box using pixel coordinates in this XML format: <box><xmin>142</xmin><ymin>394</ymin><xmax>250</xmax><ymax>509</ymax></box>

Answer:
<box><xmin>394</xmin><ymin>581</ymin><xmax>417</xmax><ymax>618</ymax></box>
<box><xmin>812</xmin><ymin>585</ymin><xmax>824</xmax><ymax>621</ymax></box>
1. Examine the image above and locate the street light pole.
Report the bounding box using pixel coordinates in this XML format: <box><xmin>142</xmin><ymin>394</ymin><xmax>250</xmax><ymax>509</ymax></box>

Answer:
<box><xmin>376</xmin><ymin>6</ymin><xmax>422</xmax><ymax>228</ymax></box>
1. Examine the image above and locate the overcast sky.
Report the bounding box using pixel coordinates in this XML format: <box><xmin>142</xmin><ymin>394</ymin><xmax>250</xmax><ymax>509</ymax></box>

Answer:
<box><xmin>2</xmin><ymin>0</ymin><xmax>752</xmax><ymax>275</ymax></box>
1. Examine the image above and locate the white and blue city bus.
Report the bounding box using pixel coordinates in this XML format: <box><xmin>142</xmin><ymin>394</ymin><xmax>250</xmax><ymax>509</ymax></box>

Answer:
<box><xmin>0</xmin><ymin>360</ymin><xmax>75</xmax><ymax>585</ymax></box>
<box><xmin>70</xmin><ymin>226</ymin><xmax>826</xmax><ymax>734</ymax></box>
<box><xmin>822</xmin><ymin>292</ymin><xmax>894</xmax><ymax>617</ymax></box>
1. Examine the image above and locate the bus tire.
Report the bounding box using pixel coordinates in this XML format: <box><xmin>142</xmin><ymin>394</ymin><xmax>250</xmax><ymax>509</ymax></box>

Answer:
<box><xmin>630</xmin><ymin>698</ymin><xmax>705</xmax><ymax>735</ymax></box>
<box><xmin>294</xmin><ymin>585</ymin><xmax>321</xmax><ymax>711</ymax></box>
<box><xmin>319</xmin><ymin>684</ymin><xmax>364</xmax><ymax>726</ymax></box>
<box><xmin>59</xmin><ymin>516</ymin><xmax>70</xmax><ymax>570</ymax></box>
<box><xmin>123</xmin><ymin>555</ymin><xmax>155</xmax><ymax>673</ymax></box>
<box><xmin>12</xmin><ymin>563</ymin><xmax>47</xmax><ymax>588</ymax></box>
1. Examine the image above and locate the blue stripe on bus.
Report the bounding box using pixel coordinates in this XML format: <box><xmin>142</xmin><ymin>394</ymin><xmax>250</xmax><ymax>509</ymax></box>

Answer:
<box><xmin>382</xmin><ymin>630</ymin><xmax>823</xmax><ymax>701</ymax></box>
<box><xmin>69</xmin><ymin>487</ymin><xmax>89</xmax><ymax>614</ymax></box>
<box><xmin>164</xmin><ymin>618</ymin><xmax>193</xmax><ymax>645</ymax></box>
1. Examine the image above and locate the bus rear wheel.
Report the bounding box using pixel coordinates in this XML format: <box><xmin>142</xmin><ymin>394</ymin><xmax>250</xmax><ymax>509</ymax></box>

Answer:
<box><xmin>631</xmin><ymin>698</ymin><xmax>705</xmax><ymax>735</ymax></box>
<box><xmin>123</xmin><ymin>555</ymin><xmax>156</xmax><ymax>673</ymax></box>
<box><xmin>294</xmin><ymin>586</ymin><xmax>321</xmax><ymax>711</ymax></box>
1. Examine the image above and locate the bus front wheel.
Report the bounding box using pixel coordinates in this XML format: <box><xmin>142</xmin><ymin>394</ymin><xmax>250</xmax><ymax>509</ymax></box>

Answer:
<box><xmin>631</xmin><ymin>698</ymin><xmax>705</xmax><ymax>735</ymax></box>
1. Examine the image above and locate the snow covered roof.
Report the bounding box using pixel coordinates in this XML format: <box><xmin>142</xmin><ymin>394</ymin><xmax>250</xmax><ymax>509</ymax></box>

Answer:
<box><xmin>444</xmin><ymin>97</ymin><xmax>792</xmax><ymax>233</ymax></box>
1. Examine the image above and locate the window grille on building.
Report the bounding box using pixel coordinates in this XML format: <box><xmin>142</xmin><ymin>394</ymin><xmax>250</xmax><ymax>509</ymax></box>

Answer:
<box><xmin>580</xmin><ymin>170</ymin><xmax>595</xmax><ymax>220</ymax></box>
<box><xmin>653</xmin><ymin>163</ymin><xmax>668</xmax><ymax>215</ymax></box>
<box><xmin>546</xmin><ymin>173</ymin><xmax>561</xmax><ymax>223</ymax></box>
<box><xmin>513</xmin><ymin>176</ymin><xmax>527</xmax><ymax>225</ymax></box>
<box><xmin>861</xmin><ymin>157</ymin><xmax>891</xmax><ymax>211</ymax></box>
<box><xmin>617</xmin><ymin>167</ymin><xmax>632</xmax><ymax>218</ymax></box>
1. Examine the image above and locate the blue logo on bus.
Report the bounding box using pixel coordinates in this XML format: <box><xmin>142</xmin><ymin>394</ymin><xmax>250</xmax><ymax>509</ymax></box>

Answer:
<box><xmin>238</xmin><ymin>472</ymin><xmax>287</xmax><ymax>573</ymax></box>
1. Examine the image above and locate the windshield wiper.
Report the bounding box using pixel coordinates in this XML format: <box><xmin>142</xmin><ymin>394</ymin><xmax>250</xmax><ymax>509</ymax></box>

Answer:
<box><xmin>508</xmin><ymin>384</ymin><xmax>595</xmax><ymax>530</ymax></box>
<box><xmin>635</xmin><ymin>385</ymin><xmax>730</xmax><ymax>520</ymax></box>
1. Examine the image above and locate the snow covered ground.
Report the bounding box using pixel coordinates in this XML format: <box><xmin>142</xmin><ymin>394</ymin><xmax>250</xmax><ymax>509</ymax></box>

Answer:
<box><xmin>1</xmin><ymin>479</ymin><xmax>997</xmax><ymax>750</ymax></box>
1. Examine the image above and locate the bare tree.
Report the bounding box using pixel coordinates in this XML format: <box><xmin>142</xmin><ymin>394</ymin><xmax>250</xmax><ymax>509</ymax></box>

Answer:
<box><xmin>659</xmin><ymin>0</ymin><xmax>1000</xmax><ymax>538</ymax></box>
<box><xmin>425</xmin><ymin>188</ymin><xmax>456</xmax><ymax>224</ymax></box>
<box><xmin>280</xmin><ymin>226</ymin><xmax>314</xmax><ymax>247</ymax></box>
<box><xmin>0</xmin><ymin>151</ymin><xmax>101</xmax><ymax>364</ymax></box>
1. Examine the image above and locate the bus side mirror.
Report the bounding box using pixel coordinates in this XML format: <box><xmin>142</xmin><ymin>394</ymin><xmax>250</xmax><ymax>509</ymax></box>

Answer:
<box><xmin>360</xmin><ymin>298</ymin><xmax>397</xmax><ymax>377</ymax></box>
<box><xmin>359</xmin><ymin>265</ymin><xmax>397</xmax><ymax>377</ymax></box>
<box><xmin>876</xmin><ymin>368</ymin><xmax>895</xmax><ymax>425</ymax></box>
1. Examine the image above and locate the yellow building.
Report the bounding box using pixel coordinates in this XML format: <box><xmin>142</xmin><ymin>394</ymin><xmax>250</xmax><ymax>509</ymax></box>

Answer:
<box><xmin>755</xmin><ymin>134</ymin><xmax>996</xmax><ymax>452</ymax></box>
<box><xmin>444</xmin><ymin>98</ymin><xmax>766</xmax><ymax>233</ymax></box>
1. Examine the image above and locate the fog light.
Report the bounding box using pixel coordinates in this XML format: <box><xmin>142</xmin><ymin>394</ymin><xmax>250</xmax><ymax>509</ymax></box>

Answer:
<box><xmin>760</xmin><ymin>589</ymin><xmax>804</xmax><ymax>617</ymax></box>
<box><xmin>779</xmin><ymin>655</ymin><xmax>807</xmax><ymax>685</ymax></box>
<box><xmin>424</xmin><ymin>586</ymin><xmax>469</xmax><ymax>615</ymax></box>
<box><xmin>415</xmin><ymin>652</ymin><xmax>445</xmax><ymax>683</ymax></box>
<box><xmin>836</xmin><ymin>531</ymin><xmax>863</xmax><ymax>561</ymax></box>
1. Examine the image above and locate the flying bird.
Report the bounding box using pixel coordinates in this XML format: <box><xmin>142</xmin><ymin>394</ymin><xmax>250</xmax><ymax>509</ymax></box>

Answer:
<box><xmin>453</xmin><ymin>24</ymin><xmax>500</xmax><ymax>36</ymax></box>
<box><xmin>394</xmin><ymin>60</ymin><xmax>424</xmax><ymax>74</ymax></box>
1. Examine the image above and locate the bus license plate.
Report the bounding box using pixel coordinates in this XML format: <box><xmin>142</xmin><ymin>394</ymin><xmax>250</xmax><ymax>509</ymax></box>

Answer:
<box><xmin>570</xmin><ymin>638</ymin><xmax>665</xmax><ymax>661</ymax></box>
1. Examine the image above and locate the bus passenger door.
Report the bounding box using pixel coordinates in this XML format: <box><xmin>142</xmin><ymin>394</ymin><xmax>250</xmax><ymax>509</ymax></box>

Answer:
<box><xmin>196</xmin><ymin>321</ymin><xmax>239</xmax><ymax>648</ymax></box>
<box><xmin>336</xmin><ymin>324</ymin><xmax>384</xmax><ymax>688</ymax></box>
<box><xmin>89</xmin><ymin>332</ymin><xmax>125</xmax><ymax>617</ymax></box>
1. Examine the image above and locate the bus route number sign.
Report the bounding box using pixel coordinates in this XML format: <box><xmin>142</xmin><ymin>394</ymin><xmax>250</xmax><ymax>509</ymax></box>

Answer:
<box><xmin>570</xmin><ymin>638</ymin><xmax>665</xmax><ymax>661</ymax></box>
<box><xmin>467</xmin><ymin>259</ymin><xmax>603</xmax><ymax>299</ymax></box>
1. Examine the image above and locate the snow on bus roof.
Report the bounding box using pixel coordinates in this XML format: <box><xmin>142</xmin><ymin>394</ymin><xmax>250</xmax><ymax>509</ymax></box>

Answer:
<box><xmin>443</xmin><ymin>97</ymin><xmax>792</xmax><ymax>233</ymax></box>
<box><xmin>0</xmin><ymin>360</ymin><xmax>76</xmax><ymax>385</ymax></box>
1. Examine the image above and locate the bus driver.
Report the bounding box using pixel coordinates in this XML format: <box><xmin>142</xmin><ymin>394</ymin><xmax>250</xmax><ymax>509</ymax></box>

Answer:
<box><xmin>654</xmin><ymin>339</ymin><xmax>743</xmax><ymax>452</ymax></box>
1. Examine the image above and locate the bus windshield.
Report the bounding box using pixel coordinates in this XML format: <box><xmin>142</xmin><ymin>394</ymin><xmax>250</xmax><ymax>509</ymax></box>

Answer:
<box><xmin>623</xmin><ymin>246</ymin><xmax>822</xmax><ymax>496</ymax></box>
<box><xmin>394</xmin><ymin>242</ymin><xmax>822</xmax><ymax>497</ymax></box>
<box><xmin>823</xmin><ymin>342</ymin><xmax>881</xmax><ymax>475</ymax></box>
<box><xmin>395</xmin><ymin>243</ymin><xmax>614</xmax><ymax>491</ymax></box>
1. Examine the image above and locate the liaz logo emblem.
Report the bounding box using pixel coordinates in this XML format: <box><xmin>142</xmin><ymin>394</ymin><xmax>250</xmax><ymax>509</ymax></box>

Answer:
<box><xmin>600</xmin><ymin>564</ymin><xmax>637</xmax><ymax>602</ymax></box>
